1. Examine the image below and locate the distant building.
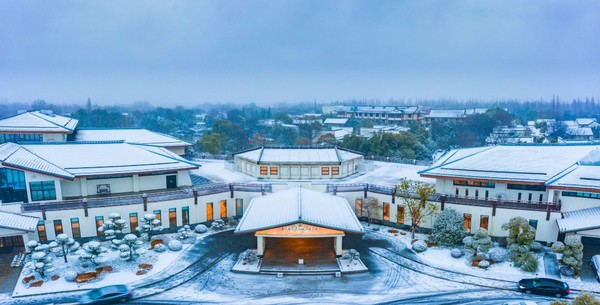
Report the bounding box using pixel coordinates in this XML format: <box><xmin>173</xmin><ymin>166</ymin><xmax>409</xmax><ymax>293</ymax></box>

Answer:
<box><xmin>324</xmin><ymin>105</ymin><xmax>422</xmax><ymax>125</ymax></box>
<box><xmin>234</xmin><ymin>146</ymin><xmax>364</xmax><ymax>180</ymax></box>
<box><xmin>0</xmin><ymin>110</ymin><xmax>78</xmax><ymax>143</ymax></box>
<box><xmin>424</xmin><ymin>108</ymin><xmax>488</xmax><ymax>124</ymax></box>
<box><xmin>359</xmin><ymin>125</ymin><xmax>410</xmax><ymax>138</ymax></box>
<box><xmin>323</xmin><ymin>118</ymin><xmax>348</xmax><ymax>128</ymax></box>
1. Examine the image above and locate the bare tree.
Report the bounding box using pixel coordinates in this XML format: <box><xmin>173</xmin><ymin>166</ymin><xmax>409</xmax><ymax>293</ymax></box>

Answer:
<box><xmin>362</xmin><ymin>197</ymin><xmax>382</xmax><ymax>226</ymax></box>
<box><xmin>395</xmin><ymin>178</ymin><xmax>438</xmax><ymax>239</ymax></box>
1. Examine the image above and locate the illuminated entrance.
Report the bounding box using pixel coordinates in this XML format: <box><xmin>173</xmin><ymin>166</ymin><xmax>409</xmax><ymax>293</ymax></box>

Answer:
<box><xmin>255</xmin><ymin>223</ymin><xmax>344</xmax><ymax>256</ymax></box>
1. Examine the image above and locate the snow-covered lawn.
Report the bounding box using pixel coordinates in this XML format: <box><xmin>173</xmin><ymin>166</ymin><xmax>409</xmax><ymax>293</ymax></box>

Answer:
<box><xmin>12</xmin><ymin>233</ymin><xmax>199</xmax><ymax>298</ymax></box>
<box><xmin>191</xmin><ymin>159</ymin><xmax>255</xmax><ymax>183</ymax></box>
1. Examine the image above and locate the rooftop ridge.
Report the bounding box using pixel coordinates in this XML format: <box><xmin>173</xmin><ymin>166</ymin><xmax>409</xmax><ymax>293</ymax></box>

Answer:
<box><xmin>29</xmin><ymin>111</ymin><xmax>76</xmax><ymax>131</ymax></box>
<box><xmin>22</xmin><ymin>140</ymin><xmax>126</xmax><ymax>145</ymax></box>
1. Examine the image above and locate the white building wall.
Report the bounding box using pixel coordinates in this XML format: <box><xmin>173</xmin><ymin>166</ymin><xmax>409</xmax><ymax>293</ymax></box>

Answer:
<box><xmin>438</xmin><ymin>179</ymin><xmax>548</xmax><ymax>202</ymax></box>
<box><xmin>139</xmin><ymin>175</ymin><xmax>167</xmax><ymax>191</ymax></box>
<box><xmin>558</xmin><ymin>193</ymin><xmax>600</xmax><ymax>212</ymax></box>
<box><xmin>86</xmin><ymin>177</ymin><xmax>134</xmax><ymax>195</ymax></box>
<box><xmin>24</xmin><ymin>172</ymin><xmax>63</xmax><ymax>202</ymax></box>
<box><xmin>42</xmin><ymin>133</ymin><xmax>67</xmax><ymax>142</ymax></box>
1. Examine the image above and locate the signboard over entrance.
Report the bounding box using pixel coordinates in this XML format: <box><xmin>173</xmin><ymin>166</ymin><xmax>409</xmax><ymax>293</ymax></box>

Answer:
<box><xmin>255</xmin><ymin>223</ymin><xmax>344</xmax><ymax>237</ymax></box>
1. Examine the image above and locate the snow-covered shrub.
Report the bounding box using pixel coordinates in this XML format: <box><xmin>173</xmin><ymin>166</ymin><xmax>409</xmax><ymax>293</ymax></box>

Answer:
<box><xmin>26</xmin><ymin>240</ymin><xmax>40</xmax><ymax>255</ymax></box>
<box><xmin>342</xmin><ymin>249</ymin><xmax>360</xmax><ymax>262</ymax></box>
<box><xmin>432</xmin><ymin>208</ymin><xmax>467</xmax><ymax>246</ymax></box>
<box><xmin>502</xmin><ymin>217</ymin><xmax>535</xmax><ymax>248</ymax></box>
<box><xmin>76</xmin><ymin>241</ymin><xmax>109</xmax><ymax>266</ymax></box>
<box><xmin>463</xmin><ymin>228</ymin><xmax>492</xmax><ymax>256</ymax></box>
<box><xmin>412</xmin><ymin>240</ymin><xmax>428</xmax><ymax>253</ymax></box>
<box><xmin>154</xmin><ymin>244</ymin><xmax>167</xmax><ymax>253</ymax></box>
<box><xmin>228</xmin><ymin>217</ymin><xmax>239</xmax><ymax>226</ymax></box>
<box><xmin>168</xmin><ymin>240</ymin><xmax>183</xmax><ymax>251</ymax></box>
<box><xmin>239</xmin><ymin>249</ymin><xmax>258</xmax><ymax>264</ymax></box>
<box><xmin>24</xmin><ymin>251</ymin><xmax>55</xmax><ymax>278</ymax></box>
<box><xmin>194</xmin><ymin>224</ymin><xmax>208</xmax><ymax>233</ymax></box>
<box><xmin>488</xmin><ymin>247</ymin><xmax>508</xmax><ymax>263</ymax></box>
<box><xmin>477</xmin><ymin>260</ymin><xmax>490</xmax><ymax>269</ymax></box>
<box><xmin>177</xmin><ymin>225</ymin><xmax>193</xmax><ymax>240</ymax></box>
<box><xmin>64</xmin><ymin>271</ymin><xmax>78</xmax><ymax>282</ymax></box>
<box><xmin>211</xmin><ymin>219</ymin><xmax>226</xmax><ymax>231</ymax></box>
<box><xmin>473</xmin><ymin>252</ymin><xmax>488</xmax><ymax>262</ymax></box>
<box><xmin>513</xmin><ymin>251</ymin><xmax>538</xmax><ymax>273</ymax></box>
<box><xmin>559</xmin><ymin>265</ymin><xmax>575</xmax><ymax>277</ymax></box>
<box><xmin>551</xmin><ymin>241</ymin><xmax>565</xmax><ymax>252</ymax></box>
<box><xmin>119</xmin><ymin>234</ymin><xmax>145</xmax><ymax>261</ymax></box>
<box><xmin>137</xmin><ymin>214</ymin><xmax>163</xmax><ymax>241</ymax></box>
<box><xmin>450</xmin><ymin>248</ymin><xmax>464</xmax><ymax>258</ymax></box>
<box><xmin>98</xmin><ymin>213</ymin><xmax>128</xmax><ymax>240</ymax></box>
<box><xmin>530</xmin><ymin>241</ymin><xmax>543</xmax><ymax>252</ymax></box>
<box><xmin>572</xmin><ymin>292</ymin><xmax>600</xmax><ymax>305</ymax></box>
<box><xmin>53</xmin><ymin>233</ymin><xmax>80</xmax><ymax>263</ymax></box>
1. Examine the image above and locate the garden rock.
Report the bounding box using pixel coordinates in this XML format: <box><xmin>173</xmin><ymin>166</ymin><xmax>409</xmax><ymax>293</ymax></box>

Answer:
<box><xmin>450</xmin><ymin>248</ymin><xmax>464</xmax><ymax>258</ymax></box>
<box><xmin>154</xmin><ymin>244</ymin><xmax>167</xmax><ymax>253</ymax></box>
<box><xmin>412</xmin><ymin>240</ymin><xmax>428</xmax><ymax>252</ymax></box>
<box><xmin>168</xmin><ymin>240</ymin><xmax>183</xmax><ymax>251</ymax></box>
<box><xmin>64</xmin><ymin>271</ymin><xmax>78</xmax><ymax>282</ymax></box>
<box><xmin>194</xmin><ymin>224</ymin><xmax>208</xmax><ymax>233</ymax></box>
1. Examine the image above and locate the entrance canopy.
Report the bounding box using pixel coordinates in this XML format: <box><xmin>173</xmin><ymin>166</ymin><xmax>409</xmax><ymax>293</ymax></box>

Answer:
<box><xmin>0</xmin><ymin>211</ymin><xmax>38</xmax><ymax>235</ymax></box>
<box><xmin>235</xmin><ymin>187</ymin><xmax>364</xmax><ymax>234</ymax></box>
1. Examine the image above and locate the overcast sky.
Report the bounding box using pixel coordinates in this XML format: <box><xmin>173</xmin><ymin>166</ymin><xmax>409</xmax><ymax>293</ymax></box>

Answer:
<box><xmin>0</xmin><ymin>1</ymin><xmax>599</xmax><ymax>106</ymax></box>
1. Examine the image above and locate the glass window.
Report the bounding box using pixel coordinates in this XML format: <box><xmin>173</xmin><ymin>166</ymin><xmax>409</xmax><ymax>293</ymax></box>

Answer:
<box><xmin>129</xmin><ymin>213</ymin><xmax>138</xmax><ymax>233</ymax></box>
<box><xmin>507</xmin><ymin>184</ymin><xmax>546</xmax><ymax>191</ymax></box>
<box><xmin>453</xmin><ymin>180</ymin><xmax>495</xmax><ymax>188</ymax></box>
<box><xmin>455</xmin><ymin>188</ymin><xmax>459</xmax><ymax>196</ymax></box>
<box><xmin>70</xmin><ymin>218</ymin><xmax>81</xmax><ymax>238</ymax></box>
<box><xmin>260</xmin><ymin>167</ymin><xmax>267</xmax><ymax>175</ymax></box>
<box><xmin>383</xmin><ymin>203</ymin><xmax>390</xmax><ymax>221</ymax></box>
<box><xmin>169</xmin><ymin>208</ymin><xmax>177</xmax><ymax>227</ymax></box>
<box><xmin>206</xmin><ymin>202</ymin><xmax>213</xmax><ymax>221</ymax></box>
<box><xmin>53</xmin><ymin>219</ymin><xmax>63</xmax><ymax>236</ymax></box>
<box><xmin>463</xmin><ymin>214</ymin><xmax>472</xmax><ymax>233</ymax></box>
<box><xmin>465</xmin><ymin>189</ymin><xmax>469</xmax><ymax>197</ymax></box>
<box><xmin>270</xmin><ymin>167</ymin><xmax>278</xmax><ymax>175</ymax></box>
<box><xmin>539</xmin><ymin>194</ymin><xmax>543</xmax><ymax>202</ymax></box>
<box><xmin>528</xmin><ymin>193</ymin><xmax>532</xmax><ymax>202</ymax></box>
<box><xmin>37</xmin><ymin>221</ymin><xmax>47</xmax><ymax>242</ymax></box>
<box><xmin>29</xmin><ymin>181</ymin><xmax>57</xmax><ymax>201</ymax></box>
<box><xmin>0</xmin><ymin>168</ymin><xmax>28</xmax><ymax>203</ymax></box>
<box><xmin>355</xmin><ymin>199</ymin><xmax>362</xmax><ymax>217</ymax></box>
<box><xmin>321</xmin><ymin>167</ymin><xmax>329</xmax><ymax>175</ymax></box>
<box><xmin>480</xmin><ymin>215</ymin><xmax>489</xmax><ymax>230</ymax></box>
<box><xmin>95</xmin><ymin>216</ymin><xmax>104</xmax><ymax>236</ymax></box>
<box><xmin>153</xmin><ymin>210</ymin><xmax>161</xmax><ymax>221</ymax></box>
<box><xmin>397</xmin><ymin>206</ymin><xmax>404</xmax><ymax>224</ymax></box>
<box><xmin>529</xmin><ymin>219</ymin><xmax>538</xmax><ymax>230</ymax></box>
<box><xmin>475</xmin><ymin>190</ymin><xmax>479</xmax><ymax>199</ymax></box>
<box><xmin>562</xmin><ymin>191</ymin><xmax>600</xmax><ymax>200</ymax></box>
<box><xmin>485</xmin><ymin>190</ymin><xmax>489</xmax><ymax>199</ymax></box>
<box><xmin>332</xmin><ymin>167</ymin><xmax>339</xmax><ymax>175</ymax></box>
<box><xmin>220</xmin><ymin>200</ymin><xmax>227</xmax><ymax>218</ymax></box>
<box><xmin>235</xmin><ymin>199</ymin><xmax>243</xmax><ymax>217</ymax></box>
<box><xmin>518</xmin><ymin>193</ymin><xmax>522</xmax><ymax>202</ymax></box>
<box><xmin>182</xmin><ymin>206</ymin><xmax>189</xmax><ymax>226</ymax></box>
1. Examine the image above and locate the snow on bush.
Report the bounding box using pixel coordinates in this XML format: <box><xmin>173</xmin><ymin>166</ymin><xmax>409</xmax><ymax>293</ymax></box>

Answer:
<box><xmin>342</xmin><ymin>249</ymin><xmax>360</xmax><ymax>262</ymax></box>
<box><xmin>432</xmin><ymin>208</ymin><xmax>467</xmax><ymax>246</ymax></box>
<box><xmin>137</xmin><ymin>214</ymin><xmax>163</xmax><ymax>241</ymax></box>
<box><xmin>24</xmin><ymin>251</ymin><xmax>55</xmax><ymax>278</ymax></box>
<box><xmin>177</xmin><ymin>225</ymin><xmax>195</xmax><ymax>243</ymax></box>
<box><xmin>477</xmin><ymin>260</ymin><xmax>490</xmax><ymax>269</ymax></box>
<box><xmin>211</xmin><ymin>219</ymin><xmax>226</xmax><ymax>231</ymax></box>
<box><xmin>64</xmin><ymin>271</ymin><xmax>78</xmax><ymax>282</ymax></box>
<box><xmin>513</xmin><ymin>251</ymin><xmax>538</xmax><ymax>273</ymax></box>
<box><xmin>119</xmin><ymin>234</ymin><xmax>145</xmax><ymax>261</ymax></box>
<box><xmin>168</xmin><ymin>240</ymin><xmax>183</xmax><ymax>251</ymax></box>
<box><xmin>76</xmin><ymin>241</ymin><xmax>109</xmax><ymax>266</ymax></box>
<box><xmin>488</xmin><ymin>247</ymin><xmax>508</xmax><ymax>263</ymax></box>
<box><xmin>450</xmin><ymin>248</ymin><xmax>464</xmax><ymax>258</ymax></box>
<box><xmin>154</xmin><ymin>243</ymin><xmax>167</xmax><ymax>253</ymax></box>
<box><xmin>463</xmin><ymin>228</ymin><xmax>492</xmax><ymax>256</ymax></box>
<box><xmin>412</xmin><ymin>240</ymin><xmax>428</xmax><ymax>253</ymax></box>
<box><xmin>529</xmin><ymin>241</ymin><xmax>543</xmax><ymax>252</ymax></box>
<box><xmin>194</xmin><ymin>224</ymin><xmax>208</xmax><ymax>233</ymax></box>
<box><xmin>552</xmin><ymin>235</ymin><xmax>584</xmax><ymax>274</ymax></box>
<box><xmin>551</xmin><ymin>241</ymin><xmax>565</xmax><ymax>252</ymax></box>
<box><xmin>239</xmin><ymin>249</ymin><xmax>258</xmax><ymax>264</ymax></box>
<box><xmin>98</xmin><ymin>213</ymin><xmax>128</xmax><ymax>240</ymax></box>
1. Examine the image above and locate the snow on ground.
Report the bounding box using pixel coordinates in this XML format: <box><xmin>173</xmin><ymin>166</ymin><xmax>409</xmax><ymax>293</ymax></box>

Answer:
<box><xmin>191</xmin><ymin>159</ymin><xmax>255</xmax><ymax>183</ymax></box>
<box><xmin>13</xmin><ymin>234</ymin><xmax>193</xmax><ymax>297</ymax></box>
<box><xmin>340</xmin><ymin>161</ymin><xmax>433</xmax><ymax>186</ymax></box>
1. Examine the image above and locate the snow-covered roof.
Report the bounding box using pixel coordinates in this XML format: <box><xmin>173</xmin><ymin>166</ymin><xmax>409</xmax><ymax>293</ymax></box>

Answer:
<box><xmin>235</xmin><ymin>147</ymin><xmax>363</xmax><ymax>164</ymax></box>
<box><xmin>0</xmin><ymin>142</ymin><xmax>199</xmax><ymax>179</ymax></box>
<box><xmin>75</xmin><ymin>129</ymin><xmax>191</xmax><ymax>147</ymax></box>
<box><xmin>323</xmin><ymin>118</ymin><xmax>348</xmax><ymax>125</ymax></box>
<box><xmin>0</xmin><ymin>211</ymin><xmax>39</xmax><ymax>232</ymax></box>
<box><xmin>420</xmin><ymin>145</ymin><xmax>600</xmax><ymax>184</ymax></box>
<box><xmin>0</xmin><ymin>111</ymin><xmax>78</xmax><ymax>134</ymax></box>
<box><xmin>235</xmin><ymin>187</ymin><xmax>364</xmax><ymax>234</ymax></box>
<box><xmin>557</xmin><ymin>206</ymin><xmax>600</xmax><ymax>233</ymax></box>
<box><xmin>546</xmin><ymin>149</ymin><xmax>600</xmax><ymax>191</ymax></box>
<box><xmin>566</xmin><ymin>127</ymin><xmax>593</xmax><ymax>136</ymax></box>
<box><xmin>425</xmin><ymin>110</ymin><xmax>466</xmax><ymax>118</ymax></box>
<box><xmin>576</xmin><ymin>118</ymin><xmax>597</xmax><ymax>126</ymax></box>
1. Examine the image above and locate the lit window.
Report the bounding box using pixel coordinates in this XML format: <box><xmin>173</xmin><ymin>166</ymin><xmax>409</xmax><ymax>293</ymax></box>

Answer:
<box><xmin>220</xmin><ymin>200</ymin><xmax>227</xmax><ymax>218</ymax></box>
<box><xmin>95</xmin><ymin>216</ymin><xmax>104</xmax><ymax>236</ymax></box>
<box><xmin>71</xmin><ymin>218</ymin><xmax>81</xmax><ymax>238</ymax></box>
<box><xmin>129</xmin><ymin>213</ymin><xmax>138</xmax><ymax>233</ymax></box>
<box><xmin>236</xmin><ymin>199</ymin><xmax>243</xmax><ymax>217</ymax></box>
<box><xmin>206</xmin><ymin>202</ymin><xmax>213</xmax><ymax>221</ymax></box>
<box><xmin>182</xmin><ymin>207</ymin><xmax>189</xmax><ymax>226</ymax></box>
<box><xmin>397</xmin><ymin>206</ymin><xmax>404</xmax><ymax>224</ymax></box>
<box><xmin>270</xmin><ymin>167</ymin><xmax>278</xmax><ymax>175</ymax></box>
<box><xmin>53</xmin><ymin>219</ymin><xmax>63</xmax><ymax>236</ymax></box>
<box><xmin>332</xmin><ymin>167</ymin><xmax>339</xmax><ymax>175</ymax></box>
<box><xmin>355</xmin><ymin>199</ymin><xmax>362</xmax><ymax>217</ymax></box>
<box><xmin>153</xmin><ymin>210</ymin><xmax>162</xmax><ymax>221</ymax></box>
<box><xmin>383</xmin><ymin>203</ymin><xmax>390</xmax><ymax>221</ymax></box>
<box><xmin>260</xmin><ymin>167</ymin><xmax>267</xmax><ymax>175</ymax></box>
<box><xmin>322</xmin><ymin>167</ymin><xmax>329</xmax><ymax>175</ymax></box>
<box><xmin>463</xmin><ymin>214</ymin><xmax>472</xmax><ymax>233</ymax></box>
<box><xmin>169</xmin><ymin>208</ymin><xmax>177</xmax><ymax>227</ymax></box>
<box><xmin>480</xmin><ymin>215</ymin><xmax>489</xmax><ymax>230</ymax></box>
<box><xmin>37</xmin><ymin>221</ymin><xmax>47</xmax><ymax>242</ymax></box>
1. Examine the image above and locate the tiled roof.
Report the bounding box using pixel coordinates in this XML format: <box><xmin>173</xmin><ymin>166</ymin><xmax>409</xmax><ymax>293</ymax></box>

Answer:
<box><xmin>557</xmin><ymin>206</ymin><xmax>600</xmax><ymax>233</ymax></box>
<box><xmin>235</xmin><ymin>147</ymin><xmax>363</xmax><ymax>164</ymax></box>
<box><xmin>0</xmin><ymin>211</ymin><xmax>39</xmax><ymax>232</ymax></box>
<box><xmin>0</xmin><ymin>142</ymin><xmax>198</xmax><ymax>179</ymax></box>
<box><xmin>75</xmin><ymin>129</ymin><xmax>191</xmax><ymax>147</ymax></box>
<box><xmin>323</xmin><ymin>118</ymin><xmax>348</xmax><ymax>125</ymax></box>
<box><xmin>235</xmin><ymin>187</ymin><xmax>364</xmax><ymax>234</ymax></box>
<box><xmin>420</xmin><ymin>145</ymin><xmax>600</xmax><ymax>183</ymax></box>
<box><xmin>0</xmin><ymin>111</ymin><xmax>78</xmax><ymax>133</ymax></box>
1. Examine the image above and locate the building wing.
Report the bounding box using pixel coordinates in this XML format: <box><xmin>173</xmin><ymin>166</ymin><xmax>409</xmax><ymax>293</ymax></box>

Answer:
<box><xmin>75</xmin><ymin>129</ymin><xmax>192</xmax><ymax>147</ymax></box>
<box><xmin>0</xmin><ymin>211</ymin><xmax>39</xmax><ymax>232</ymax></box>
<box><xmin>0</xmin><ymin>111</ymin><xmax>78</xmax><ymax>133</ymax></box>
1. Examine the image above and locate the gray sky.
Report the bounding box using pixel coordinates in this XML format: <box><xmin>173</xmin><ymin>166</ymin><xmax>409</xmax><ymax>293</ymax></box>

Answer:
<box><xmin>0</xmin><ymin>1</ymin><xmax>599</xmax><ymax>106</ymax></box>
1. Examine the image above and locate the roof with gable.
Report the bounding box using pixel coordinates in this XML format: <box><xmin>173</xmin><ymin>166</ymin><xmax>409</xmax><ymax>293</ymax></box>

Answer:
<box><xmin>0</xmin><ymin>211</ymin><xmax>39</xmax><ymax>233</ymax></box>
<box><xmin>420</xmin><ymin>144</ymin><xmax>600</xmax><ymax>184</ymax></box>
<box><xmin>0</xmin><ymin>111</ymin><xmax>78</xmax><ymax>134</ymax></box>
<box><xmin>235</xmin><ymin>187</ymin><xmax>364</xmax><ymax>234</ymax></box>
<box><xmin>75</xmin><ymin>129</ymin><xmax>192</xmax><ymax>147</ymax></box>
<box><xmin>546</xmin><ymin>149</ymin><xmax>600</xmax><ymax>191</ymax></box>
<box><xmin>557</xmin><ymin>206</ymin><xmax>600</xmax><ymax>233</ymax></box>
<box><xmin>235</xmin><ymin>146</ymin><xmax>363</xmax><ymax>164</ymax></box>
<box><xmin>0</xmin><ymin>142</ymin><xmax>199</xmax><ymax>179</ymax></box>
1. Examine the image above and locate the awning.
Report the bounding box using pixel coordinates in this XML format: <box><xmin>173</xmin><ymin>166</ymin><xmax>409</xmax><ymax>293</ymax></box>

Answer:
<box><xmin>557</xmin><ymin>206</ymin><xmax>600</xmax><ymax>233</ymax></box>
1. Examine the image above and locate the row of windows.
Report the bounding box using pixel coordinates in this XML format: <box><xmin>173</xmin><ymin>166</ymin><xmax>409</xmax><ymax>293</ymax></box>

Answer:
<box><xmin>453</xmin><ymin>180</ymin><xmax>496</xmax><ymax>188</ymax></box>
<box><xmin>0</xmin><ymin>133</ymin><xmax>42</xmax><ymax>143</ymax></box>
<box><xmin>454</xmin><ymin>188</ymin><xmax>544</xmax><ymax>202</ymax></box>
<box><xmin>562</xmin><ymin>191</ymin><xmax>600</xmax><ymax>200</ymax></box>
<box><xmin>259</xmin><ymin>166</ymin><xmax>340</xmax><ymax>176</ymax></box>
<box><xmin>0</xmin><ymin>168</ymin><xmax>28</xmax><ymax>203</ymax></box>
<box><xmin>30</xmin><ymin>181</ymin><xmax>57</xmax><ymax>201</ymax></box>
<box><xmin>38</xmin><ymin>199</ymin><xmax>247</xmax><ymax>241</ymax></box>
<box><xmin>507</xmin><ymin>184</ymin><xmax>546</xmax><ymax>192</ymax></box>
